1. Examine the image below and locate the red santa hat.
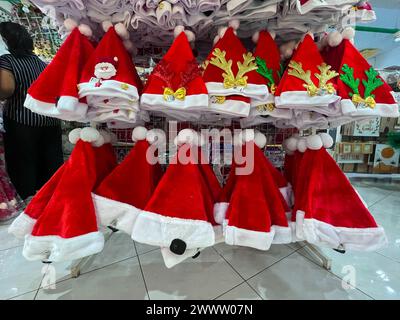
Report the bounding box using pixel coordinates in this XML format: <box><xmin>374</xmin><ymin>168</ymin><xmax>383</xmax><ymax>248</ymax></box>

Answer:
<box><xmin>131</xmin><ymin>129</ymin><xmax>216</xmax><ymax>256</ymax></box>
<box><xmin>21</xmin><ymin>128</ymin><xmax>108</xmax><ymax>262</ymax></box>
<box><xmin>78</xmin><ymin>27</ymin><xmax>142</xmax><ymax>111</ymax></box>
<box><xmin>275</xmin><ymin>34</ymin><xmax>341</xmax><ymax>114</ymax></box>
<box><xmin>292</xmin><ymin>133</ymin><xmax>387</xmax><ymax>251</ymax></box>
<box><xmin>322</xmin><ymin>30</ymin><xmax>398</xmax><ymax>118</ymax></box>
<box><xmin>141</xmin><ymin>30</ymin><xmax>208</xmax><ymax>119</ymax></box>
<box><xmin>25</xmin><ymin>27</ymin><xmax>94</xmax><ymax>122</ymax></box>
<box><xmin>93</xmin><ymin>126</ymin><xmax>164</xmax><ymax>235</ymax></box>
<box><xmin>203</xmin><ymin>26</ymin><xmax>267</xmax><ymax>117</ymax></box>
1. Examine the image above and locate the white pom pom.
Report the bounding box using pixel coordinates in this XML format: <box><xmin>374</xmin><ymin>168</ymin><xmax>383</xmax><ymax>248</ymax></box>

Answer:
<box><xmin>269</xmin><ymin>30</ymin><xmax>276</xmax><ymax>40</ymax></box>
<box><xmin>64</xmin><ymin>18</ymin><xmax>78</xmax><ymax>31</ymax></box>
<box><xmin>306</xmin><ymin>135</ymin><xmax>323</xmax><ymax>150</ymax></box>
<box><xmin>233</xmin><ymin>133</ymin><xmax>242</xmax><ymax>146</ymax></box>
<box><xmin>0</xmin><ymin>202</ymin><xmax>7</xmax><ymax>209</ymax></box>
<box><xmin>132</xmin><ymin>126</ymin><xmax>148</xmax><ymax>141</ymax></box>
<box><xmin>252</xmin><ymin>31</ymin><xmax>260</xmax><ymax>44</ymax></box>
<box><xmin>342</xmin><ymin>27</ymin><xmax>355</xmax><ymax>40</ymax></box>
<box><xmin>99</xmin><ymin>130</ymin><xmax>112</xmax><ymax>144</ymax></box>
<box><xmin>318</xmin><ymin>132</ymin><xmax>334</xmax><ymax>148</ymax></box>
<box><xmin>184</xmin><ymin>30</ymin><xmax>195</xmax><ymax>42</ymax></box>
<box><xmin>306</xmin><ymin>31</ymin><xmax>314</xmax><ymax>40</ymax></box>
<box><xmin>177</xmin><ymin>129</ymin><xmax>197</xmax><ymax>146</ymax></box>
<box><xmin>92</xmin><ymin>134</ymin><xmax>105</xmax><ymax>147</ymax></box>
<box><xmin>228</xmin><ymin>19</ymin><xmax>240</xmax><ymax>30</ymax></box>
<box><xmin>68</xmin><ymin>128</ymin><xmax>82</xmax><ymax>144</ymax></box>
<box><xmin>146</xmin><ymin>129</ymin><xmax>166</xmax><ymax>146</ymax></box>
<box><xmin>123</xmin><ymin>40</ymin><xmax>134</xmax><ymax>52</ymax></box>
<box><xmin>174</xmin><ymin>25</ymin><xmax>185</xmax><ymax>38</ymax></box>
<box><xmin>328</xmin><ymin>30</ymin><xmax>343</xmax><ymax>47</ymax></box>
<box><xmin>213</xmin><ymin>35</ymin><xmax>220</xmax><ymax>45</ymax></box>
<box><xmin>80</xmin><ymin>127</ymin><xmax>100</xmax><ymax>143</ymax></box>
<box><xmin>283</xmin><ymin>47</ymin><xmax>293</xmax><ymax>59</ymax></box>
<box><xmin>78</xmin><ymin>24</ymin><xmax>92</xmax><ymax>37</ymax></box>
<box><xmin>285</xmin><ymin>137</ymin><xmax>298</xmax><ymax>152</ymax></box>
<box><xmin>102</xmin><ymin>20</ymin><xmax>113</xmax><ymax>32</ymax></box>
<box><xmin>218</xmin><ymin>26</ymin><xmax>228</xmax><ymax>38</ymax></box>
<box><xmin>115</xmin><ymin>22</ymin><xmax>129</xmax><ymax>40</ymax></box>
<box><xmin>254</xmin><ymin>132</ymin><xmax>267</xmax><ymax>149</ymax></box>
<box><xmin>297</xmin><ymin>138</ymin><xmax>307</xmax><ymax>153</ymax></box>
<box><xmin>240</xmin><ymin>129</ymin><xmax>255</xmax><ymax>143</ymax></box>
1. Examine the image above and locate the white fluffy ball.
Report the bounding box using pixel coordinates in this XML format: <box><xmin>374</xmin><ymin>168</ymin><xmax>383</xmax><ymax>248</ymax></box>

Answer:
<box><xmin>174</xmin><ymin>25</ymin><xmax>185</xmax><ymax>38</ymax></box>
<box><xmin>0</xmin><ymin>202</ymin><xmax>7</xmax><ymax>209</ymax></box>
<box><xmin>177</xmin><ymin>129</ymin><xmax>198</xmax><ymax>146</ymax></box>
<box><xmin>218</xmin><ymin>26</ymin><xmax>228</xmax><ymax>38</ymax></box>
<box><xmin>80</xmin><ymin>127</ymin><xmax>100</xmax><ymax>143</ymax></box>
<box><xmin>318</xmin><ymin>132</ymin><xmax>334</xmax><ymax>148</ymax></box>
<box><xmin>146</xmin><ymin>129</ymin><xmax>166</xmax><ymax>146</ymax></box>
<box><xmin>114</xmin><ymin>22</ymin><xmax>129</xmax><ymax>40</ymax></box>
<box><xmin>64</xmin><ymin>18</ymin><xmax>78</xmax><ymax>31</ymax></box>
<box><xmin>78</xmin><ymin>24</ymin><xmax>92</xmax><ymax>37</ymax></box>
<box><xmin>228</xmin><ymin>19</ymin><xmax>240</xmax><ymax>30</ymax></box>
<box><xmin>252</xmin><ymin>31</ymin><xmax>260</xmax><ymax>44</ymax></box>
<box><xmin>285</xmin><ymin>137</ymin><xmax>298</xmax><ymax>152</ymax></box>
<box><xmin>99</xmin><ymin>130</ymin><xmax>112</xmax><ymax>144</ymax></box>
<box><xmin>306</xmin><ymin>135</ymin><xmax>323</xmax><ymax>150</ymax></box>
<box><xmin>254</xmin><ymin>132</ymin><xmax>267</xmax><ymax>149</ymax></box>
<box><xmin>123</xmin><ymin>40</ymin><xmax>134</xmax><ymax>52</ymax></box>
<box><xmin>297</xmin><ymin>138</ymin><xmax>307</xmax><ymax>153</ymax></box>
<box><xmin>92</xmin><ymin>134</ymin><xmax>105</xmax><ymax>147</ymax></box>
<box><xmin>213</xmin><ymin>35</ymin><xmax>220</xmax><ymax>45</ymax></box>
<box><xmin>240</xmin><ymin>129</ymin><xmax>255</xmax><ymax>143</ymax></box>
<box><xmin>102</xmin><ymin>20</ymin><xmax>113</xmax><ymax>32</ymax></box>
<box><xmin>68</xmin><ymin>128</ymin><xmax>82</xmax><ymax>144</ymax></box>
<box><xmin>184</xmin><ymin>30</ymin><xmax>195</xmax><ymax>42</ymax></box>
<box><xmin>328</xmin><ymin>30</ymin><xmax>343</xmax><ymax>47</ymax></box>
<box><xmin>342</xmin><ymin>27</ymin><xmax>355</xmax><ymax>40</ymax></box>
<box><xmin>132</xmin><ymin>126</ymin><xmax>148</xmax><ymax>141</ymax></box>
<box><xmin>269</xmin><ymin>30</ymin><xmax>276</xmax><ymax>40</ymax></box>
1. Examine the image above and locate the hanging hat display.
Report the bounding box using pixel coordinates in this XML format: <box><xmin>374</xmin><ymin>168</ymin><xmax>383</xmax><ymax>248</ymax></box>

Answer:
<box><xmin>141</xmin><ymin>28</ymin><xmax>208</xmax><ymax>121</ymax></box>
<box><xmin>25</xmin><ymin>25</ymin><xmax>94</xmax><ymax>122</ymax></box>
<box><xmin>275</xmin><ymin>34</ymin><xmax>341</xmax><ymax>116</ymax></box>
<box><xmin>93</xmin><ymin>126</ymin><xmax>164</xmax><ymax>235</ymax></box>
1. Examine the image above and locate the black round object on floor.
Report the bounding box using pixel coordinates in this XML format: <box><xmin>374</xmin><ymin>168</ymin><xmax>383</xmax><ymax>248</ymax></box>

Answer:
<box><xmin>170</xmin><ymin>239</ymin><xmax>187</xmax><ymax>255</ymax></box>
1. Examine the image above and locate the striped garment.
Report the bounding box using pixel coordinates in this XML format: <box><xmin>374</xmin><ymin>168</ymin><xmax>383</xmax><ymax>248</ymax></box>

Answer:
<box><xmin>0</xmin><ymin>54</ymin><xmax>60</xmax><ymax>127</ymax></box>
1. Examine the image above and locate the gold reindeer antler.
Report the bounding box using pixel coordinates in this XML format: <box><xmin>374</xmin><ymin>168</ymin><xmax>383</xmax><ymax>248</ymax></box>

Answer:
<box><xmin>288</xmin><ymin>60</ymin><xmax>318</xmax><ymax>96</ymax></box>
<box><xmin>210</xmin><ymin>48</ymin><xmax>235</xmax><ymax>85</ymax></box>
<box><xmin>236</xmin><ymin>52</ymin><xmax>258</xmax><ymax>82</ymax></box>
<box><xmin>315</xmin><ymin>63</ymin><xmax>338</xmax><ymax>94</ymax></box>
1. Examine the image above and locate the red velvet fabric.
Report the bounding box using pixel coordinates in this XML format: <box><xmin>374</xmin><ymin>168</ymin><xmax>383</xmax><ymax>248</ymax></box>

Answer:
<box><xmin>79</xmin><ymin>27</ymin><xmax>142</xmax><ymax>93</ymax></box>
<box><xmin>93</xmin><ymin>143</ymin><xmax>118</xmax><ymax>189</ymax></box>
<box><xmin>226</xmin><ymin>143</ymin><xmax>289</xmax><ymax>232</ymax></box>
<box><xmin>321</xmin><ymin>39</ymin><xmax>395</xmax><ymax>104</ymax></box>
<box><xmin>28</xmin><ymin>28</ymin><xmax>94</xmax><ymax>103</ymax></box>
<box><xmin>32</xmin><ymin>141</ymin><xmax>100</xmax><ymax>238</ymax></box>
<box><xmin>276</xmin><ymin>35</ymin><xmax>335</xmax><ymax>95</ymax></box>
<box><xmin>203</xmin><ymin>27</ymin><xmax>261</xmax><ymax>86</ymax></box>
<box><xmin>294</xmin><ymin>148</ymin><xmax>379</xmax><ymax>228</ymax></box>
<box><xmin>143</xmin><ymin>32</ymin><xmax>207</xmax><ymax>96</ymax></box>
<box><xmin>95</xmin><ymin>140</ymin><xmax>163</xmax><ymax>209</ymax></box>
<box><xmin>144</xmin><ymin>144</ymin><xmax>214</xmax><ymax>221</ymax></box>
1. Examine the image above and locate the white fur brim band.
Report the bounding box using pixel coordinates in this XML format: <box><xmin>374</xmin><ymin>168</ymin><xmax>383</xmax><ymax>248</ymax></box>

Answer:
<box><xmin>8</xmin><ymin>212</ymin><xmax>37</xmax><ymax>239</ymax></box>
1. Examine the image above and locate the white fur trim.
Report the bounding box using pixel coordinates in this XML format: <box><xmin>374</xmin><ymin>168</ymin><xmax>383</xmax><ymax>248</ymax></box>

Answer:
<box><xmin>8</xmin><ymin>212</ymin><xmax>36</xmax><ymax>239</ymax></box>
<box><xmin>295</xmin><ymin>210</ymin><xmax>387</xmax><ymax>251</ymax></box>
<box><xmin>80</xmin><ymin>127</ymin><xmax>100</xmax><ymax>143</ymax></box>
<box><xmin>254</xmin><ymin>131</ymin><xmax>267</xmax><ymax>148</ymax></box>
<box><xmin>306</xmin><ymin>135</ymin><xmax>323</xmax><ymax>150</ymax></box>
<box><xmin>205</xmin><ymin>82</ymin><xmax>269</xmax><ymax>100</ymax></box>
<box><xmin>275</xmin><ymin>91</ymin><xmax>340</xmax><ymax>109</ymax></box>
<box><xmin>208</xmin><ymin>99</ymin><xmax>250</xmax><ymax>117</ymax></box>
<box><xmin>92</xmin><ymin>193</ymin><xmax>140</xmax><ymax>235</ymax></box>
<box><xmin>23</xmin><ymin>231</ymin><xmax>104</xmax><ymax>262</ymax></box>
<box><xmin>140</xmin><ymin>93</ymin><xmax>208</xmax><ymax>112</ymax></box>
<box><xmin>214</xmin><ymin>202</ymin><xmax>229</xmax><ymax>224</ymax></box>
<box><xmin>78</xmin><ymin>80</ymin><xmax>139</xmax><ymax>101</ymax></box>
<box><xmin>341</xmin><ymin>98</ymin><xmax>399</xmax><ymax>118</ymax></box>
<box><xmin>225</xmin><ymin>225</ymin><xmax>292</xmax><ymax>250</ymax></box>
<box><xmin>132</xmin><ymin>210</ymin><xmax>215</xmax><ymax>249</ymax></box>
<box><xmin>24</xmin><ymin>94</ymin><xmax>88</xmax><ymax>122</ymax></box>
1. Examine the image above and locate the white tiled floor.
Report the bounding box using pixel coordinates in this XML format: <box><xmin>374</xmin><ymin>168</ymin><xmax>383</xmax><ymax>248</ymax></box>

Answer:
<box><xmin>1</xmin><ymin>179</ymin><xmax>399</xmax><ymax>300</ymax></box>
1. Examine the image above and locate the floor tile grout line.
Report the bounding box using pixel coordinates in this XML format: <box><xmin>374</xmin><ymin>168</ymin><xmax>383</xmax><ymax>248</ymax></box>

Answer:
<box><xmin>375</xmin><ymin>251</ymin><xmax>400</xmax><ymax>265</ymax></box>
<box><xmin>133</xmin><ymin>241</ymin><xmax>150</xmax><ymax>300</ymax></box>
<box><xmin>0</xmin><ymin>244</ymin><xmax>24</xmax><ymax>252</ymax></box>
<box><xmin>212</xmin><ymin>280</ymin><xmax>247</xmax><ymax>300</ymax></box>
<box><xmin>6</xmin><ymin>288</ymin><xmax>38</xmax><ymax>300</ymax></box>
<box><xmin>297</xmin><ymin>249</ymin><xmax>376</xmax><ymax>300</ymax></box>
<box><xmin>367</xmin><ymin>192</ymin><xmax>395</xmax><ymax>210</ymax></box>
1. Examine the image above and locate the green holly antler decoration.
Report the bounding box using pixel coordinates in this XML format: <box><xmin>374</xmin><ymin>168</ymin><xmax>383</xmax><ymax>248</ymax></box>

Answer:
<box><xmin>362</xmin><ymin>67</ymin><xmax>383</xmax><ymax>98</ymax></box>
<box><xmin>340</xmin><ymin>64</ymin><xmax>360</xmax><ymax>97</ymax></box>
<box><xmin>255</xmin><ymin>56</ymin><xmax>275</xmax><ymax>86</ymax></box>
<box><xmin>278</xmin><ymin>63</ymin><xmax>285</xmax><ymax>80</ymax></box>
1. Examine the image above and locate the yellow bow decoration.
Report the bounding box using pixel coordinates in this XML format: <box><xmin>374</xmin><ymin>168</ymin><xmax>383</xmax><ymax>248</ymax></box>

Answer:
<box><xmin>223</xmin><ymin>77</ymin><xmax>248</xmax><ymax>89</ymax></box>
<box><xmin>351</xmin><ymin>94</ymin><xmax>376</xmax><ymax>109</ymax></box>
<box><xmin>163</xmin><ymin>87</ymin><xmax>186</xmax><ymax>101</ymax></box>
<box><xmin>256</xmin><ymin>103</ymin><xmax>275</xmax><ymax>112</ymax></box>
<box><xmin>270</xmin><ymin>84</ymin><xmax>276</xmax><ymax>94</ymax></box>
<box><xmin>210</xmin><ymin>96</ymin><xmax>226</xmax><ymax>104</ymax></box>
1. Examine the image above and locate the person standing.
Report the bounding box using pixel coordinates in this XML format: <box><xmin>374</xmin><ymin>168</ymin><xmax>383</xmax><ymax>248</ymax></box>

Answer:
<box><xmin>0</xmin><ymin>22</ymin><xmax>63</xmax><ymax>201</ymax></box>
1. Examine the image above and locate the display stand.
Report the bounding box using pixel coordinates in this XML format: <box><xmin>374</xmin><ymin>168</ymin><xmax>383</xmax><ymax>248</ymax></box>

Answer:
<box><xmin>302</xmin><ymin>242</ymin><xmax>332</xmax><ymax>270</ymax></box>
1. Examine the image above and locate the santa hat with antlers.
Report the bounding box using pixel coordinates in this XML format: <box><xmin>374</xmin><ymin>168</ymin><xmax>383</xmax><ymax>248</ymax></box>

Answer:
<box><xmin>291</xmin><ymin>133</ymin><xmax>387</xmax><ymax>250</ymax></box>
<box><xmin>322</xmin><ymin>29</ymin><xmax>398</xmax><ymax>118</ymax></box>
<box><xmin>93</xmin><ymin>127</ymin><xmax>164</xmax><ymax>235</ymax></box>
<box><xmin>140</xmin><ymin>27</ymin><xmax>208</xmax><ymax>120</ymax></box>
<box><xmin>203</xmin><ymin>22</ymin><xmax>268</xmax><ymax>117</ymax></box>
<box><xmin>275</xmin><ymin>33</ymin><xmax>341</xmax><ymax>116</ymax></box>
<box><xmin>132</xmin><ymin>129</ymin><xmax>216</xmax><ymax>258</ymax></box>
<box><xmin>21</xmin><ymin>128</ymin><xmax>110</xmax><ymax>262</ymax></box>
<box><xmin>25</xmin><ymin>21</ymin><xmax>94</xmax><ymax>122</ymax></box>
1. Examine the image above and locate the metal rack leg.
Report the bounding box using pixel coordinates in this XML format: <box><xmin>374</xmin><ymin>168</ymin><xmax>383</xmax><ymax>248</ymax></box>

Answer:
<box><xmin>70</xmin><ymin>229</ymin><xmax>115</xmax><ymax>278</ymax></box>
<box><xmin>303</xmin><ymin>242</ymin><xmax>332</xmax><ymax>270</ymax></box>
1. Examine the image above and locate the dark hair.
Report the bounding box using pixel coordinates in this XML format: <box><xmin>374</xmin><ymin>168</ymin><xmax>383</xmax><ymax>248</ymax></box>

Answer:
<box><xmin>0</xmin><ymin>22</ymin><xmax>33</xmax><ymax>57</ymax></box>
